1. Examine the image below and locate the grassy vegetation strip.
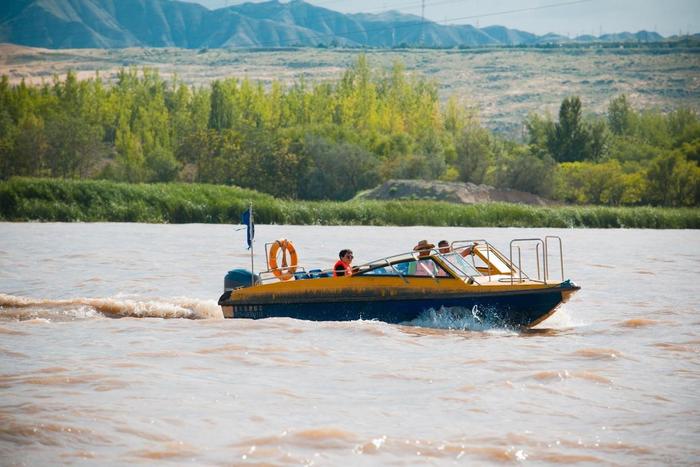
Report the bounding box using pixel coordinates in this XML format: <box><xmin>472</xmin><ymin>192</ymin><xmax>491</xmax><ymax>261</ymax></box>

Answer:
<box><xmin>1</xmin><ymin>178</ymin><xmax>699</xmax><ymax>228</ymax></box>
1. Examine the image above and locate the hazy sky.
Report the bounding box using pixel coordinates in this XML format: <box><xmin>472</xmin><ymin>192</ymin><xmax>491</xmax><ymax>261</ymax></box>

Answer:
<box><xmin>190</xmin><ymin>0</ymin><xmax>699</xmax><ymax>37</ymax></box>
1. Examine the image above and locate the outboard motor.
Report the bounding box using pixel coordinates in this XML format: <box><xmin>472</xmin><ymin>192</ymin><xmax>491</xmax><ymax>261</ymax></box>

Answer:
<box><xmin>224</xmin><ymin>269</ymin><xmax>260</xmax><ymax>291</ymax></box>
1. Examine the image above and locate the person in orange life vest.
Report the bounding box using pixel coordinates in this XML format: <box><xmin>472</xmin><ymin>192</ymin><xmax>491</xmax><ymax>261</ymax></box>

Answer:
<box><xmin>333</xmin><ymin>249</ymin><xmax>354</xmax><ymax>277</ymax></box>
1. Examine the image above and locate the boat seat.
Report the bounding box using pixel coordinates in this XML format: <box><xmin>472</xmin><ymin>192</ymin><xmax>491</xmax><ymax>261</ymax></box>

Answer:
<box><xmin>308</xmin><ymin>269</ymin><xmax>332</xmax><ymax>279</ymax></box>
<box><xmin>473</xmin><ymin>246</ymin><xmax>514</xmax><ymax>275</ymax></box>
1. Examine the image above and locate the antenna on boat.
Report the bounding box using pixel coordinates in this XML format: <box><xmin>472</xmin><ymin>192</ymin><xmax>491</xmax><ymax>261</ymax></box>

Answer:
<box><xmin>241</xmin><ymin>201</ymin><xmax>256</xmax><ymax>287</ymax></box>
<box><xmin>249</xmin><ymin>201</ymin><xmax>255</xmax><ymax>287</ymax></box>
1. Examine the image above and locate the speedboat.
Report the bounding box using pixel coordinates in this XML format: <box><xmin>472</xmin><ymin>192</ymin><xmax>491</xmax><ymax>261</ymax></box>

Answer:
<box><xmin>218</xmin><ymin>237</ymin><xmax>580</xmax><ymax>328</ymax></box>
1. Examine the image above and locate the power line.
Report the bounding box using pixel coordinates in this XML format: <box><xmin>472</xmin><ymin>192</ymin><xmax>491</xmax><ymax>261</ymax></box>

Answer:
<box><xmin>250</xmin><ymin>0</ymin><xmax>594</xmax><ymax>48</ymax></box>
<box><xmin>300</xmin><ymin>0</ymin><xmax>471</xmax><ymax>19</ymax></box>
<box><xmin>440</xmin><ymin>0</ymin><xmax>593</xmax><ymax>24</ymax></box>
<box><xmin>220</xmin><ymin>0</ymin><xmax>504</xmax><ymax>29</ymax></box>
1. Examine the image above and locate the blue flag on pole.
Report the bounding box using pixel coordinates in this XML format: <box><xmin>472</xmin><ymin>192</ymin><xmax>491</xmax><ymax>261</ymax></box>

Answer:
<box><xmin>241</xmin><ymin>207</ymin><xmax>254</xmax><ymax>249</ymax></box>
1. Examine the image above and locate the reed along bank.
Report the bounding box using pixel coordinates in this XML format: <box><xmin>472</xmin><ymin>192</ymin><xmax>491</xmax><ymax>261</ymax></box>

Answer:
<box><xmin>1</xmin><ymin>178</ymin><xmax>698</xmax><ymax>229</ymax></box>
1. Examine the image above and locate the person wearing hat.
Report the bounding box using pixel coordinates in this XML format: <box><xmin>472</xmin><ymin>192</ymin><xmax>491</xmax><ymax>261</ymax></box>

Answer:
<box><xmin>410</xmin><ymin>240</ymin><xmax>438</xmax><ymax>276</ymax></box>
<box><xmin>438</xmin><ymin>239</ymin><xmax>476</xmax><ymax>256</ymax></box>
<box><xmin>438</xmin><ymin>240</ymin><xmax>451</xmax><ymax>254</ymax></box>
<box><xmin>413</xmin><ymin>240</ymin><xmax>435</xmax><ymax>258</ymax></box>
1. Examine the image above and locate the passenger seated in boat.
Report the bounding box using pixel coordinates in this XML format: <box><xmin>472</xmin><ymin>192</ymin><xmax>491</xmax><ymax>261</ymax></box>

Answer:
<box><xmin>413</xmin><ymin>240</ymin><xmax>434</xmax><ymax>258</ymax></box>
<box><xmin>437</xmin><ymin>240</ymin><xmax>481</xmax><ymax>277</ymax></box>
<box><xmin>333</xmin><ymin>249</ymin><xmax>354</xmax><ymax>277</ymax></box>
<box><xmin>411</xmin><ymin>240</ymin><xmax>438</xmax><ymax>276</ymax></box>
<box><xmin>433</xmin><ymin>240</ymin><xmax>455</xmax><ymax>276</ymax></box>
<box><xmin>438</xmin><ymin>239</ymin><xmax>476</xmax><ymax>257</ymax></box>
<box><xmin>438</xmin><ymin>240</ymin><xmax>451</xmax><ymax>254</ymax></box>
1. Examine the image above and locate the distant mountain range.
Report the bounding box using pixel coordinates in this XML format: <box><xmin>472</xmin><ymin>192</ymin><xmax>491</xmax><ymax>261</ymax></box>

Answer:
<box><xmin>0</xmin><ymin>0</ymin><xmax>666</xmax><ymax>49</ymax></box>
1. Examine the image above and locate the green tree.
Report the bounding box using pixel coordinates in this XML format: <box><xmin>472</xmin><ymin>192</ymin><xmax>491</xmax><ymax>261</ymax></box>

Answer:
<box><xmin>556</xmin><ymin>160</ymin><xmax>660</xmax><ymax>206</ymax></box>
<box><xmin>549</xmin><ymin>96</ymin><xmax>591</xmax><ymax>162</ymax></box>
<box><xmin>525</xmin><ymin>112</ymin><xmax>555</xmax><ymax>153</ymax></box>
<box><xmin>586</xmin><ymin>118</ymin><xmax>609</xmax><ymax>162</ymax></box>
<box><xmin>607</xmin><ymin>94</ymin><xmax>635</xmax><ymax>136</ymax></box>
<box><xmin>635</xmin><ymin>110</ymin><xmax>671</xmax><ymax>148</ymax></box>
<box><xmin>492</xmin><ymin>145</ymin><xmax>556</xmax><ymax>197</ymax></box>
<box><xmin>10</xmin><ymin>114</ymin><xmax>47</xmax><ymax>177</ymax></box>
<box><xmin>146</xmin><ymin>146</ymin><xmax>180</xmax><ymax>182</ymax></box>
<box><xmin>0</xmin><ymin>109</ymin><xmax>14</xmax><ymax>179</ymax></box>
<box><xmin>679</xmin><ymin>140</ymin><xmax>700</xmax><ymax>164</ymax></box>
<box><xmin>208</xmin><ymin>80</ymin><xmax>234</xmax><ymax>131</ymax></box>
<box><xmin>298</xmin><ymin>135</ymin><xmax>380</xmax><ymax>200</ymax></box>
<box><xmin>229</xmin><ymin>127</ymin><xmax>301</xmax><ymax>198</ymax></box>
<box><xmin>176</xmin><ymin>129</ymin><xmax>232</xmax><ymax>184</ymax></box>
<box><xmin>44</xmin><ymin>114</ymin><xmax>104</xmax><ymax>178</ymax></box>
<box><xmin>645</xmin><ymin>151</ymin><xmax>700</xmax><ymax>206</ymax></box>
<box><xmin>455</xmin><ymin>125</ymin><xmax>492</xmax><ymax>184</ymax></box>
<box><xmin>114</xmin><ymin>114</ymin><xmax>147</xmax><ymax>182</ymax></box>
<box><xmin>667</xmin><ymin>107</ymin><xmax>700</xmax><ymax>147</ymax></box>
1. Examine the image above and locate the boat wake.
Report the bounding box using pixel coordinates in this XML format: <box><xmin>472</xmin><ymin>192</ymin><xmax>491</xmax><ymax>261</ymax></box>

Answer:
<box><xmin>405</xmin><ymin>305</ymin><xmax>518</xmax><ymax>332</ymax></box>
<box><xmin>0</xmin><ymin>293</ymin><xmax>223</xmax><ymax>321</ymax></box>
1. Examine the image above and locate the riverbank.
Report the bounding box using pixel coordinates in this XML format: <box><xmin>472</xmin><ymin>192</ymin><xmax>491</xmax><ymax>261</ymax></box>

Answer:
<box><xmin>1</xmin><ymin>178</ymin><xmax>698</xmax><ymax>228</ymax></box>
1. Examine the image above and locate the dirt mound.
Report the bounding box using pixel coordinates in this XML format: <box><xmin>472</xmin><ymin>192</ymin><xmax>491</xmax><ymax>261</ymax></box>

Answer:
<box><xmin>355</xmin><ymin>179</ymin><xmax>551</xmax><ymax>206</ymax></box>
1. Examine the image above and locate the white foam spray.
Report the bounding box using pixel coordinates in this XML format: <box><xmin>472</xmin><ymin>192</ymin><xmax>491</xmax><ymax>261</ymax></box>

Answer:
<box><xmin>0</xmin><ymin>293</ymin><xmax>223</xmax><ymax>321</ymax></box>
<box><xmin>406</xmin><ymin>305</ymin><xmax>519</xmax><ymax>332</ymax></box>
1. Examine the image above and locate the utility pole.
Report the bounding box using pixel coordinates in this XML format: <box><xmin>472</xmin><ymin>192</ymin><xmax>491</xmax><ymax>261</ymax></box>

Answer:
<box><xmin>420</xmin><ymin>0</ymin><xmax>425</xmax><ymax>47</ymax></box>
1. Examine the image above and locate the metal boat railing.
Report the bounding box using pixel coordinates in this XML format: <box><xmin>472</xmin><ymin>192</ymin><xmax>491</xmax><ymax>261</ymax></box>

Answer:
<box><xmin>449</xmin><ymin>239</ymin><xmax>505</xmax><ymax>284</ymax></box>
<box><xmin>256</xmin><ymin>237</ymin><xmax>566</xmax><ymax>286</ymax></box>
<box><xmin>545</xmin><ymin>236</ymin><xmax>565</xmax><ymax>282</ymax></box>
<box><xmin>451</xmin><ymin>237</ymin><xmax>566</xmax><ymax>285</ymax></box>
<box><xmin>508</xmin><ymin>236</ymin><xmax>565</xmax><ymax>284</ymax></box>
<box><xmin>509</xmin><ymin>238</ymin><xmax>542</xmax><ymax>284</ymax></box>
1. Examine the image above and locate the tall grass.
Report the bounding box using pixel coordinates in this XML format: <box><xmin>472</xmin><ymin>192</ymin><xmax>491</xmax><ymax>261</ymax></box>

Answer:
<box><xmin>1</xmin><ymin>177</ymin><xmax>699</xmax><ymax>228</ymax></box>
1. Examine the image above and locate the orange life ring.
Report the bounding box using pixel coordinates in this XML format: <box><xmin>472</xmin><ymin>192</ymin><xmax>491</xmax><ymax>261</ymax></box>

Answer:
<box><xmin>268</xmin><ymin>239</ymin><xmax>298</xmax><ymax>281</ymax></box>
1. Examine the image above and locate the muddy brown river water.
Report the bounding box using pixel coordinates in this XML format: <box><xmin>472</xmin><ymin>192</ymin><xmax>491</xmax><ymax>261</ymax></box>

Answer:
<box><xmin>1</xmin><ymin>223</ymin><xmax>698</xmax><ymax>464</ymax></box>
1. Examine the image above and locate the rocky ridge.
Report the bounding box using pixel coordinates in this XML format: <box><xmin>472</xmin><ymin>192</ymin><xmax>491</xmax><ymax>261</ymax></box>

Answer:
<box><xmin>355</xmin><ymin>179</ymin><xmax>552</xmax><ymax>206</ymax></box>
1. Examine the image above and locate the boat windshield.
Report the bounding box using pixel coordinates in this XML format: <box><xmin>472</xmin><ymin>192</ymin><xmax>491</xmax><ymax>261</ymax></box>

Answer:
<box><xmin>360</xmin><ymin>257</ymin><xmax>452</xmax><ymax>278</ymax></box>
<box><xmin>439</xmin><ymin>252</ymin><xmax>482</xmax><ymax>279</ymax></box>
<box><xmin>356</xmin><ymin>252</ymin><xmax>481</xmax><ymax>281</ymax></box>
